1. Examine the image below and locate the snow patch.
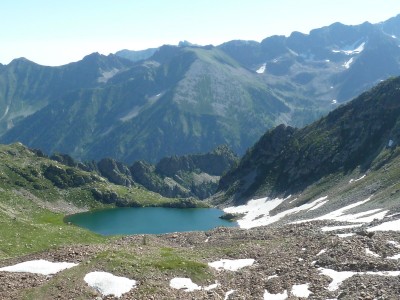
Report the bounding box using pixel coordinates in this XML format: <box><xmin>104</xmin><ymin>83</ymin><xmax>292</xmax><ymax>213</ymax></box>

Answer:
<box><xmin>296</xmin><ymin>197</ymin><xmax>388</xmax><ymax>225</ymax></box>
<box><xmin>0</xmin><ymin>105</ymin><xmax>10</xmax><ymax>120</ymax></box>
<box><xmin>224</xmin><ymin>289</ymin><xmax>236</xmax><ymax>299</ymax></box>
<box><xmin>352</xmin><ymin>42</ymin><xmax>365</xmax><ymax>53</ymax></box>
<box><xmin>321</xmin><ymin>224</ymin><xmax>363</xmax><ymax>232</ymax></box>
<box><xmin>387</xmin><ymin>240</ymin><xmax>400</xmax><ymax>248</ymax></box>
<box><xmin>169</xmin><ymin>277</ymin><xmax>201</xmax><ymax>292</ymax></box>
<box><xmin>119</xmin><ymin>92</ymin><xmax>164</xmax><ymax>122</ymax></box>
<box><xmin>319</xmin><ymin>268</ymin><xmax>357</xmax><ymax>291</ymax></box>
<box><xmin>224</xmin><ymin>197</ymin><xmax>284</xmax><ymax>229</ymax></box>
<box><xmin>386</xmin><ymin>212</ymin><xmax>400</xmax><ymax>218</ymax></box>
<box><xmin>317</xmin><ymin>249</ymin><xmax>326</xmax><ymax>256</ymax></box>
<box><xmin>208</xmin><ymin>258</ymin><xmax>255</xmax><ymax>271</ymax></box>
<box><xmin>204</xmin><ymin>282</ymin><xmax>219</xmax><ymax>290</ymax></box>
<box><xmin>368</xmin><ymin>219</ymin><xmax>400</xmax><ymax>232</ymax></box>
<box><xmin>365</xmin><ymin>248</ymin><xmax>380</xmax><ymax>258</ymax></box>
<box><xmin>288</xmin><ymin>48</ymin><xmax>299</xmax><ymax>56</ymax></box>
<box><xmin>119</xmin><ymin>106</ymin><xmax>142</xmax><ymax>121</ymax></box>
<box><xmin>0</xmin><ymin>259</ymin><xmax>77</xmax><ymax>275</ymax></box>
<box><xmin>308</xmin><ymin>199</ymin><xmax>329</xmax><ymax>211</ymax></box>
<box><xmin>349</xmin><ymin>174</ymin><xmax>366</xmax><ymax>183</ymax></box>
<box><xmin>387</xmin><ymin>254</ymin><xmax>400</xmax><ymax>260</ymax></box>
<box><xmin>292</xmin><ymin>283</ymin><xmax>312</xmax><ymax>298</ymax></box>
<box><xmin>319</xmin><ymin>268</ymin><xmax>400</xmax><ymax>291</ymax></box>
<box><xmin>343</xmin><ymin>57</ymin><xmax>354</xmax><ymax>69</ymax></box>
<box><xmin>332</xmin><ymin>42</ymin><xmax>365</xmax><ymax>55</ymax></box>
<box><xmin>264</xmin><ymin>289</ymin><xmax>288</xmax><ymax>300</ymax></box>
<box><xmin>256</xmin><ymin>63</ymin><xmax>266</xmax><ymax>74</ymax></box>
<box><xmin>84</xmin><ymin>271</ymin><xmax>136</xmax><ymax>298</ymax></box>
<box><xmin>336</xmin><ymin>233</ymin><xmax>355</xmax><ymax>238</ymax></box>
<box><xmin>225</xmin><ymin>196</ymin><xmax>328</xmax><ymax>229</ymax></box>
<box><xmin>169</xmin><ymin>278</ymin><xmax>218</xmax><ymax>292</ymax></box>
<box><xmin>268</xmin><ymin>274</ymin><xmax>279</xmax><ymax>280</ymax></box>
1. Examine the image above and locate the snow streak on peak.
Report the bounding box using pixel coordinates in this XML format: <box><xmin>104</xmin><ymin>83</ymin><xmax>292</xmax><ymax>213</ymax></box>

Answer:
<box><xmin>256</xmin><ymin>63</ymin><xmax>266</xmax><ymax>74</ymax></box>
<box><xmin>343</xmin><ymin>57</ymin><xmax>354</xmax><ymax>69</ymax></box>
<box><xmin>332</xmin><ymin>42</ymin><xmax>365</xmax><ymax>55</ymax></box>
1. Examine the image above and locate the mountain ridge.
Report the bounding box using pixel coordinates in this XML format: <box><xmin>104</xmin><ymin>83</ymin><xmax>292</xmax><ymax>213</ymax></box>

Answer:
<box><xmin>1</xmin><ymin>15</ymin><xmax>400</xmax><ymax>163</ymax></box>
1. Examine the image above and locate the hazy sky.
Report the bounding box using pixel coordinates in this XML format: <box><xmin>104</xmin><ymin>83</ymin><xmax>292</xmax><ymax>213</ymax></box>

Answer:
<box><xmin>1</xmin><ymin>0</ymin><xmax>400</xmax><ymax>66</ymax></box>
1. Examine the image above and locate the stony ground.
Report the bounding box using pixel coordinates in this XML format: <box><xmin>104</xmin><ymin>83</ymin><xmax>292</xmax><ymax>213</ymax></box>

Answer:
<box><xmin>1</xmin><ymin>220</ymin><xmax>400</xmax><ymax>299</ymax></box>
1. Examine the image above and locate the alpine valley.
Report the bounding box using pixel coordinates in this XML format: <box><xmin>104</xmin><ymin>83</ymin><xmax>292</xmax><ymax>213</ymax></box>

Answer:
<box><xmin>1</xmin><ymin>15</ymin><xmax>400</xmax><ymax>300</ymax></box>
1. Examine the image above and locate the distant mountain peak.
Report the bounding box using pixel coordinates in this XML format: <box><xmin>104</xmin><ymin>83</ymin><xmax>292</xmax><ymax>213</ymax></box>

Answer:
<box><xmin>2</xmin><ymin>14</ymin><xmax>400</xmax><ymax>165</ymax></box>
<box><xmin>178</xmin><ymin>40</ymin><xmax>197</xmax><ymax>47</ymax></box>
<box><xmin>8</xmin><ymin>57</ymin><xmax>35</xmax><ymax>65</ymax></box>
<box><xmin>82</xmin><ymin>52</ymin><xmax>103</xmax><ymax>61</ymax></box>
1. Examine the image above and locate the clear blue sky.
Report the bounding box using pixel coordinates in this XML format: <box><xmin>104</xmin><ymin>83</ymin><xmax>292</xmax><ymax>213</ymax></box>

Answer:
<box><xmin>1</xmin><ymin>0</ymin><xmax>399</xmax><ymax>66</ymax></box>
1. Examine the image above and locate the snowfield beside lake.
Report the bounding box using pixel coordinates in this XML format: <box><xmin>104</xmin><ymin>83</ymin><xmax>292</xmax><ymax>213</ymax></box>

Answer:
<box><xmin>224</xmin><ymin>196</ymin><xmax>328</xmax><ymax>229</ymax></box>
<box><xmin>225</xmin><ymin>194</ymin><xmax>395</xmax><ymax>232</ymax></box>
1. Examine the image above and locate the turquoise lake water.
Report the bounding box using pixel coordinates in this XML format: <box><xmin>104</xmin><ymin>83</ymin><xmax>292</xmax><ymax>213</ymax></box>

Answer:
<box><xmin>65</xmin><ymin>207</ymin><xmax>237</xmax><ymax>235</ymax></box>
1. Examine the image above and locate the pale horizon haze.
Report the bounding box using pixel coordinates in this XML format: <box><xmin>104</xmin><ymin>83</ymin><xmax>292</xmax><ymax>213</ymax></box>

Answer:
<box><xmin>1</xmin><ymin>0</ymin><xmax>400</xmax><ymax>66</ymax></box>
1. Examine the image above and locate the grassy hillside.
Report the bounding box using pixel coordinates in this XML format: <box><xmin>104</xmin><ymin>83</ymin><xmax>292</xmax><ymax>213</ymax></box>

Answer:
<box><xmin>0</xmin><ymin>143</ymin><xmax>205</xmax><ymax>259</ymax></box>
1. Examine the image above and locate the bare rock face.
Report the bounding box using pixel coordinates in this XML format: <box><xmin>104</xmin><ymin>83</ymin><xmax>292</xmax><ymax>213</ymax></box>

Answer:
<box><xmin>130</xmin><ymin>161</ymin><xmax>192</xmax><ymax>198</ymax></box>
<box><xmin>43</xmin><ymin>165</ymin><xmax>96</xmax><ymax>188</ymax></box>
<box><xmin>130</xmin><ymin>145</ymin><xmax>239</xmax><ymax>199</ymax></box>
<box><xmin>97</xmin><ymin>158</ymin><xmax>134</xmax><ymax>187</ymax></box>
<box><xmin>90</xmin><ymin>188</ymin><xmax>119</xmax><ymax>204</ymax></box>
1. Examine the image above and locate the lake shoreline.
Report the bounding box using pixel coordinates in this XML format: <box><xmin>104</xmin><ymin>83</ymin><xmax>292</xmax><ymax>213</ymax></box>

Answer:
<box><xmin>64</xmin><ymin>206</ymin><xmax>237</xmax><ymax>236</ymax></box>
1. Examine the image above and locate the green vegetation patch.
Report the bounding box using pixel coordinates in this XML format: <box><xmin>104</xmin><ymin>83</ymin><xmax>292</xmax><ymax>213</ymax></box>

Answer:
<box><xmin>0</xmin><ymin>200</ymin><xmax>105</xmax><ymax>259</ymax></box>
<box><xmin>92</xmin><ymin>246</ymin><xmax>211</xmax><ymax>283</ymax></box>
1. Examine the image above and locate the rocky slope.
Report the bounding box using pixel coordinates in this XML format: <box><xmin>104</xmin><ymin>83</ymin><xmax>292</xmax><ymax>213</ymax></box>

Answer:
<box><xmin>1</xmin><ymin>221</ymin><xmax>400</xmax><ymax>299</ymax></box>
<box><xmin>216</xmin><ymin>77</ymin><xmax>400</xmax><ymax>206</ymax></box>
<box><xmin>50</xmin><ymin>145</ymin><xmax>238</xmax><ymax>199</ymax></box>
<box><xmin>131</xmin><ymin>145</ymin><xmax>238</xmax><ymax>199</ymax></box>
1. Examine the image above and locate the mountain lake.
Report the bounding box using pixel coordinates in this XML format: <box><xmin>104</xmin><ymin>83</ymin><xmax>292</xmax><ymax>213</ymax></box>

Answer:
<box><xmin>65</xmin><ymin>207</ymin><xmax>237</xmax><ymax>235</ymax></box>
